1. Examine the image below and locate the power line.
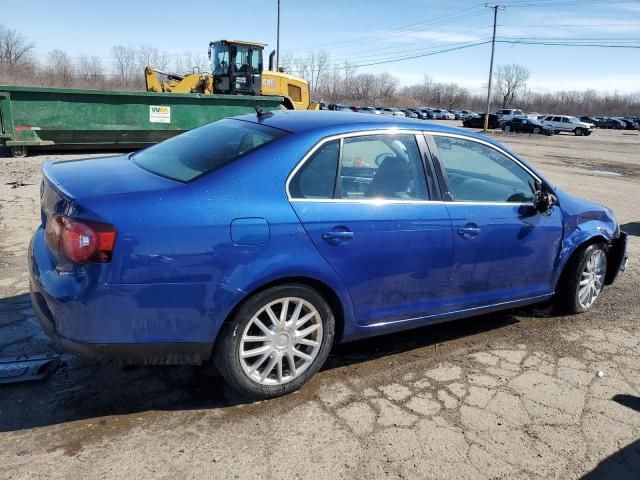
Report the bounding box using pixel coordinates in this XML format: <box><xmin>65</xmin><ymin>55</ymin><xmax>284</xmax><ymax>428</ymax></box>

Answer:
<box><xmin>289</xmin><ymin>5</ymin><xmax>488</xmax><ymax>53</ymax></box>
<box><xmin>497</xmin><ymin>39</ymin><xmax>640</xmax><ymax>48</ymax></box>
<box><xmin>499</xmin><ymin>22</ymin><xmax>640</xmax><ymax>28</ymax></box>
<box><xmin>325</xmin><ymin>27</ymin><xmax>494</xmax><ymax>63</ymax></box>
<box><xmin>288</xmin><ymin>40</ymin><xmax>492</xmax><ymax>73</ymax></box>
<box><xmin>500</xmin><ymin>0</ymin><xmax>640</xmax><ymax>7</ymax></box>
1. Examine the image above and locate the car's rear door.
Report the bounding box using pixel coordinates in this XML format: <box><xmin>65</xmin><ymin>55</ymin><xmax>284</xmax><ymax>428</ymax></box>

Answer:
<box><xmin>426</xmin><ymin>133</ymin><xmax>563</xmax><ymax>311</ymax></box>
<box><xmin>288</xmin><ymin>131</ymin><xmax>454</xmax><ymax>326</ymax></box>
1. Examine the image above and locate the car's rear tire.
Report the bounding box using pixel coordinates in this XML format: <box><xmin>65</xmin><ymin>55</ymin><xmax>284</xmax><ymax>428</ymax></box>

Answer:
<box><xmin>504</xmin><ymin>125</ymin><xmax>511</xmax><ymax>132</ymax></box>
<box><xmin>533</xmin><ymin>127</ymin><xmax>540</xmax><ymax>134</ymax></box>
<box><xmin>575</xmin><ymin>128</ymin><xmax>584</xmax><ymax>136</ymax></box>
<box><xmin>555</xmin><ymin>243</ymin><xmax>608</xmax><ymax>314</ymax></box>
<box><xmin>214</xmin><ymin>284</ymin><xmax>335</xmax><ymax>399</ymax></box>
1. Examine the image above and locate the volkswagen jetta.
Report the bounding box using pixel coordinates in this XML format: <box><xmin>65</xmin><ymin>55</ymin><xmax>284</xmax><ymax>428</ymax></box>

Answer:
<box><xmin>29</xmin><ymin>111</ymin><xmax>627</xmax><ymax>398</ymax></box>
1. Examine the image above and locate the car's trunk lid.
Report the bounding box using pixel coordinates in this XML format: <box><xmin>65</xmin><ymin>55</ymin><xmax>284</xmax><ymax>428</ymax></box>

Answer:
<box><xmin>42</xmin><ymin>154</ymin><xmax>181</xmax><ymax>201</ymax></box>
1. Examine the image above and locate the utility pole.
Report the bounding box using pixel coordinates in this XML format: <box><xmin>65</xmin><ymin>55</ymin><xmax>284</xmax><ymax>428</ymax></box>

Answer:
<box><xmin>483</xmin><ymin>4</ymin><xmax>504</xmax><ymax>132</ymax></box>
<box><xmin>276</xmin><ymin>0</ymin><xmax>281</xmax><ymax>71</ymax></box>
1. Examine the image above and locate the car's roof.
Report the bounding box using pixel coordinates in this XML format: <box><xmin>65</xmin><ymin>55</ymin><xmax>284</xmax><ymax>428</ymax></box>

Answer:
<box><xmin>234</xmin><ymin>110</ymin><xmax>466</xmax><ymax>136</ymax></box>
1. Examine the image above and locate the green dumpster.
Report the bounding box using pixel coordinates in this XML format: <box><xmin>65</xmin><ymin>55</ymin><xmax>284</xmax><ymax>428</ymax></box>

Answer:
<box><xmin>0</xmin><ymin>85</ymin><xmax>284</xmax><ymax>157</ymax></box>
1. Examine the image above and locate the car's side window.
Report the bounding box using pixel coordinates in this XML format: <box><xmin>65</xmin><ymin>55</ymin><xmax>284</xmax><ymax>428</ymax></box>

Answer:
<box><xmin>553</xmin><ymin>116</ymin><xmax>561</xmax><ymax>122</ymax></box>
<box><xmin>562</xmin><ymin>117</ymin><xmax>571</xmax><ymax>123</ymax></box>
<box><xmin>338</xmin><ymin>134</ymin><xmax>428</xmax><ymax>200</ymax></box>
<box><xmin>289</xmin><ymin>140</ymin><xmax>339</xmax><ymax>199</ymax></box>
<box><xmin>433</xmin><ymin>136</ymin><xmax>536</xmax><ymax>203</ymax></box>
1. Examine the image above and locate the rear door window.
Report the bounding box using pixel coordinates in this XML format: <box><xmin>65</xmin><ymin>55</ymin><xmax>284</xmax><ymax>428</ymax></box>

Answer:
<box><xmin>289</xmin><ymin>141</ymin><xmax>339</xmax><ymax>199</ymax></box>
<box><xmin>132</xmin><ymin>119</ymin><xmax>288</xmax><ymax>182</ymax></box>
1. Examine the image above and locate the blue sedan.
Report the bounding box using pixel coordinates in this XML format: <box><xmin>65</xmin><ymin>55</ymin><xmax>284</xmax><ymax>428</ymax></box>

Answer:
<box><xmin>29</xmin><ymin>111</ymin><xmax>627</xmax><ymax>398</ymax></box>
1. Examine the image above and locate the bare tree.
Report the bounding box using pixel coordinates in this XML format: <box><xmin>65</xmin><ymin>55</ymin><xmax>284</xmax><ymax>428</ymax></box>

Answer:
<box><xmin>442</xmin><ymin>83</ymin><xmax>467</xmax><ymax>109</ymax></box>
<box><xmin>374</xmin><ymin>72</ymin><xmax>397</xmax><ymax>105</ymax></box>
<box><xmin>494</xmin><ymin>64</ymin><xmax>530</xmax><ymax>108</ymax></box>
<box><xmin>279</xmin><ymin>52</ymin><xmax>294</xmax><ymax>73</ymax></box>
<box><xmin>0</xmin><ymin>24</ymin><xmax>35</xmax><ymax>70</ymax></box>
<box><xmin>137</xmin><ymin>44</ymin><xmax>169</xmax><ymax>72</ymax></box>
<box><xmin>111</xmin><ymin>45</ymin><xmax>136</xmax><ymax>85</ymax></box>
<box><xmin>174</xmin><ymin>51</ymin><xmax>208</xmax><ymax>74</ymax></box>
<box><xmin>44</xmin><ymin>49</ymin><xmax>74</xmax><ymax>86</ymax></box>
<box><xmin>76</xmin><ymin>56</ymin><xmax>102</xmax><ymax>78</ymax></box>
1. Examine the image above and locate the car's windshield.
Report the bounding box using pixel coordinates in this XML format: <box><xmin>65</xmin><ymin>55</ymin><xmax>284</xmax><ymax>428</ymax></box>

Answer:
<box><xmin>132</xmin><ymin>119</ymin><xmax>288</xmax><ymax>182</ymax></box>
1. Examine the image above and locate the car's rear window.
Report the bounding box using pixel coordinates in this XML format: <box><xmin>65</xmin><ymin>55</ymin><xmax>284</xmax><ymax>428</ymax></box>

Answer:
<box><xmin>132</xmin><ymin>118</ymin><xmax>289</xmax><ymax>182</ymax></box>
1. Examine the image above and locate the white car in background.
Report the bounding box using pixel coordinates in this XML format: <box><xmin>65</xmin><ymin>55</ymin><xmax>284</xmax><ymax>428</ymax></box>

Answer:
<box><xmin>459</xmin><ymin>110</ymin><xmax>479</xmax><ymax>120</ymax></box>
<box><xmin>430</xmin><ymin>109</ymin><xmax>455</xmax><ymax>120</ymax></box>
<box><xmin>380</xmin><ymin>108</ymin><xmax>406</xmax><ymax>117</ymax></box>
<box><xmin>541</xmin><ymin>115</ymin><xmax>595</xmax><ymax>136</ymax></box>
<box><xmin>495</xmin><ymin>108</ymin><xmax>525</xmax><ymax>123</ymax></box>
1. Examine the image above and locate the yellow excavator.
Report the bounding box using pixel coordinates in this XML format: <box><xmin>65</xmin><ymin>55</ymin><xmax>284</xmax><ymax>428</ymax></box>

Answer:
<box><xmin>145</xmin><ymin>40</ymin><xmax>318</xmax><ymax>110</ymax></box>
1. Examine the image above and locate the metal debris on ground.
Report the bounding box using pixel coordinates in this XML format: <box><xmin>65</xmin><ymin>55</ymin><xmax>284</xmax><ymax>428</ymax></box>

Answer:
<box><xmin>0</xmin><ymin>354</ymin><xmax>61</xmax><ymax>384</ymax></box>
<box><xmin>5</xmin><ymin>180</ymin><xmax>33</xmax><ymax>188</ymax></box>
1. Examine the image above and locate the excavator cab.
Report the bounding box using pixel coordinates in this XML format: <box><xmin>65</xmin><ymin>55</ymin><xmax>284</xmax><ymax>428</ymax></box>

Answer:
<box><xmin>209</xmin><ymin>40</ymin><xmax>264</xmax><ymax>95</ymax></box>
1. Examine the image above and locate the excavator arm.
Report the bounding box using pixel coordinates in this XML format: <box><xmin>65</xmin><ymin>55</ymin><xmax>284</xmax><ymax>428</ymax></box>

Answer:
<box><xmin>145</xmin><ymin>66</ymin><xmax>214</xmax><ymax>94</ymax></box>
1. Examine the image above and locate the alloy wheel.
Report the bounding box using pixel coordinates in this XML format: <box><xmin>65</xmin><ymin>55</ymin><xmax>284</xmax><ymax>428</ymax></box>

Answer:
<box><xmin>239</xmin><ymin>297</ymin><xmax>323</xmax><ymax>386</ymax></box>
<box><xmin>578</xmin><ymin>249</ymin><xmax>606</xmax><ymax>310</ymax></box>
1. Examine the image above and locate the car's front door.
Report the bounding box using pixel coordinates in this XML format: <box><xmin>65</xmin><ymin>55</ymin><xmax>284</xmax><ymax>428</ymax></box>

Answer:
<box><xmin>428</xmin><ymin>134</ymin><xmax>563</xmax><ymax>311</ymax></box>
<box><xmin>288</xmin><ymin>132</ymin><xmax>454</xmax><ymax>326</ymax></box>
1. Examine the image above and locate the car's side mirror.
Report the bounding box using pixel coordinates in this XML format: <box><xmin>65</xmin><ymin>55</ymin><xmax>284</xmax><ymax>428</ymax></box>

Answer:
<box><xmin>533</xmin><ymin>190</ymin><xmax>557</xmax><ymax>215</ymax></box>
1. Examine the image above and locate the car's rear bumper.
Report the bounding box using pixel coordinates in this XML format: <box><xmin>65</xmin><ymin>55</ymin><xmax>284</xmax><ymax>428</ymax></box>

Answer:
<box><xmin>30</xmin><ymin>289</ymin><xmax>211</xmax><ymax>365</ymax></box>
<box><xmin>28</xmin><ymin>227</ymin><xmax>245</xmax><ymax>365</ymax></box>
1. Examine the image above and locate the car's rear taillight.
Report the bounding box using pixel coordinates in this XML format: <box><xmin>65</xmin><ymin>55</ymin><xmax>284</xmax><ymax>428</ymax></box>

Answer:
<box><xmin>45</xmin><ymin>214</ymin><xmax>116</xmax><ymax>263</ymax></box>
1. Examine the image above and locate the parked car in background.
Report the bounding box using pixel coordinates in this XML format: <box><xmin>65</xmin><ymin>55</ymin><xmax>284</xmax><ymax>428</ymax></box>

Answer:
<box><xmin>380</xmin><ymin>108</ymin><xmax>406</xmax><ymax>117</ymax></box>
<box><xmin>541</xmin><ymin>115</ymin><xmax>594</xmax><ymax>136</ymax></box>
<box><xmin>462</xmin><ymin>113</ymin><xmax>501</xmax><ymax>129</ymax></box>
<box><xmin>430</xmin><ymin>109</ymin><xmax>455</xmax><ymax>120</ymax></box>
<box><xmin>403</xmin><ymin>109</ymin><xmax>419</xmax><ymax>119</ymax></box>
<box><xmin>448</xmin><ymin>110</ymin><xmax>462</xmax><ymax>120</ymax></box>
<box><xmin>359</xmin><ymin>107</ymin><xmax>382</xmax><ymax>115</ymax></box>
<box><xmin>328</xmin><ymin>103</ymin><xmax>352</xmax><ymax>112</ymax></box>
<box><xmin>407</xmin><ymin>108</ymin><xmax>429</xmax><ymax>120</ymax></box>
<box><xmin>502</xmin><ymin>117</ymin><xmax>554</xmax><ymax>136</ymax></box>
<box><xmin>591</xmin><ymin>117</ymin><xmax>624</xmax><ymax>129</ymax></box>
<box><xmin>580</xmin><ymin>116</ymin><xmax>599</xmax><ymax>126</ymax></box>
<box><xmin>495</xmin><ymin>108</ymin><xmax>524</xmax><ymax>123</ymax></box>
<box><xmin>459</xmin><ymin>110</ymin><xmax>479</xmax><ymax>120</ymax></box>
<box><xmin>30</xmin><ymin>110</ymin><xmax>627</xmax><ymax>399</ymax></box>
<box><xmin>615</xmin><ymin>117</ymin><xmax>640</xmax><ymax>130</ymax></box>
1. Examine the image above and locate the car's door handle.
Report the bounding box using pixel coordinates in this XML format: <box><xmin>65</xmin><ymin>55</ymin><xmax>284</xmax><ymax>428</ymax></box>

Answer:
<box><xmin>322</xmin><ymin>229</ymin><xmax>354</xmax><ymax>244</ymax></box>
<box><xmin>457</xmin><ymin>224</ymin><xmax>481</xmax><ymax>239</ymax></box>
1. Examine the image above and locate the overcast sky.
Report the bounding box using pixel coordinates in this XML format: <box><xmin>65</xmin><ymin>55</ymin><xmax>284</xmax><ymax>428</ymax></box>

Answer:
<box><xmin>3</xmin><ymin>0</ymin><xmax>640</xmax><ymax>93</ymax></box>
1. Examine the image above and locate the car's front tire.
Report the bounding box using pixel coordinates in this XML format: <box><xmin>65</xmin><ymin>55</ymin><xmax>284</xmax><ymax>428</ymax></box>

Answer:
<box><xmin>214</xmin><ymin>284</ymin><xmax>335</xmax><ymax>399</ymax></box>
<box><xmin>555</xmin><ymin>243</ymin><xmax>608</xmax><ymax>314</ymax></box>
<box><xmin>574</xmin><ymin>127</ymin><xmax>584</xmax><ymax>136</ymax></box>
<box><xmin>533</xmin><ymin>127</ymin><xmax>541</xmax><ymax>134</ymax></box>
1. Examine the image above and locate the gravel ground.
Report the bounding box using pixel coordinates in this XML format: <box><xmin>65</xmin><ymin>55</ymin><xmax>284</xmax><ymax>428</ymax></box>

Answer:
<box><xmin>0</xmin><ymin>125</ymin><xmax>639</xmax><ymax>479</ymax></box>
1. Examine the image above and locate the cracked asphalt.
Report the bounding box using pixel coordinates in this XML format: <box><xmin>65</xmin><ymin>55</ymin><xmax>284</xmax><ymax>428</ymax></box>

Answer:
<box><xmin>1</xmin><ymin>126</ymin><xmax>639</xmax><ymax>479</ymax></box>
